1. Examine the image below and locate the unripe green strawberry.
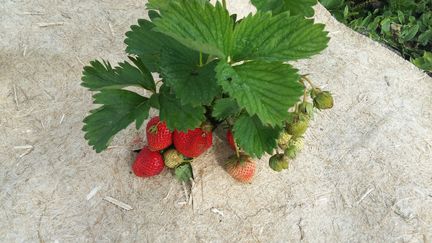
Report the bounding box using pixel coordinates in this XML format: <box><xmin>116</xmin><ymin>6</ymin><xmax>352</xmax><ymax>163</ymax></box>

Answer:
<box><xmin>284</xmin><ymin>137</ymin><xmax>304</xmax><ymax>159</ymax></box>
<box><xmin>277</xmin><ymin>132</ymin><xmax>292</xmax><ymax>150</ymax></box>
<box><xmin>290</xmin><ymin>137</ymin><xmax>304</xmax><ymax>151</ymax></box>
<box><xmin>286</xmin><ymin>114</ymin><xmax>309</xmax><ymax>137</ymax></box>
<box><xmin>298</xmin><ymin>101</ymin><xmax>314</xmax><ymax>118</ymax></box>
<box><xmin>310</xmin><ymin>87</ymin><xmax>320</xmax><ymax>98</ymax></box>
<box><xmin>269</xmin><ymin>154</ymin><xmax>289</xmax><ymax>172</ymax></box>
<box><xmin>313</xmin><ymin>91</ymin><xmax>334</xmax><ymax>110</ymax></box>
<box><xmin>163</xmin><ymin>149</ymin><xmax>186</xmax><ymax>168</ymax></box>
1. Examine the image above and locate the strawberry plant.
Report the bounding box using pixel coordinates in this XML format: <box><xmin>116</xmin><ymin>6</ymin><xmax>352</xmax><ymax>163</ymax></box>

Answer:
<box><xmin>82</xmin><ymin>0</ymin><xmax>333</xmax><ymax>182</ymax></box>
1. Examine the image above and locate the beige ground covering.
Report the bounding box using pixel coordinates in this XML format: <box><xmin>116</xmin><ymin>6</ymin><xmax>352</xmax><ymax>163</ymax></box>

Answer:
<box><xmin>1</xmin><ymin>1</ymin><xmax>432</xmax><ymax>242</ymax></box>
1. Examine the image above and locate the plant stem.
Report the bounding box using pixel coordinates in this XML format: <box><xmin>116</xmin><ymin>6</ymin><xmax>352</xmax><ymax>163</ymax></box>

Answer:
<box><xmin>234</xmin><ymin>143</ymin><xmax>240</xmax><ymax>158</ymax></box>
<box><xmin>303</xmin><ymin>87</ymin><xmax>308</xmax><ymax>103</ymax></box>
<box><xmin>222</xmin><ymin>0</ymin><xmax>227</xmax><ymax>9</ymax></box>
<box><xmin>301</xmin><ymin>75</ymin><xmax>316</xmax><ymax>89</ymax></box>
<box><xmin>199</xmin><ymin>52</ymin><xmax>203</xmax><ymax>67</ymax></box>
<box><xmin>226</xmin><ymin>119</ymin><xmax>240</xmax><ymax>158</ymax></box>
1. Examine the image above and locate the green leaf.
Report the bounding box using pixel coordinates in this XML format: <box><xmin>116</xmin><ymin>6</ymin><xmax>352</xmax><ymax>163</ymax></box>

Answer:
<box><xmin>160</xmin><ymin>46</ymin><xmax>221</xmax><ymax>106</ymax></box>
<box><xmin>125</xmin><ymin>19</ymin><xmax>185</xmax><ymax>72</ymax></box>
<box><xmin>232</xmin><ymin>12</ymin><xmax>329</xmax><ymax>62</ymax></box>
<box><xmin>159</xmin><ymin>85</ymin><xmax>206</xmax><ymax>131</ymax></box>
<box><xmin>401</xmin><ymin>24</ymin><xmax>419</xmax><ymax>41</ymax></box>
<box><xmin>397</xmin><ymin>10</ymin><xmax>405</xmax><ymax>24</ymax></box>
<box><xmin>212</xmin><ymin>98</ymin><xmax>241</xmax><ymax>120</ymax></box>
<box><xmin>343</xmin><ymin>5</ymin><xmax>349</xmax><ymax>19</ymax></box>
<box><xmin>175</xmin><ymin>163</ymin><xmax>193</xmax><ymax>182</ymax></box>
<box><xmin>216</xmin><ymin>60</ymin><xmax>303</xmax><ymax>126</ymax></box>
<box><xmin>83</xmin><ymin>90</ymin><xmax>151</xmax><ymax>153</ymax></box>
<box><xmin>153</xmin><ymin>0</ymin><xmax>234</xmax><ymax>58</ymax></box>
<box><xmin>149</xmin><ymin>93</ymin><xmax>160</xmax><ymax>109</ymax></box>
<box><xmin>282</xmin><ymin>0</ymin><xmax>317</xmax><ymax>17</ymax></box>
<box><xmin>418</xmin><ymin>29</ymin><xmax>432</xmax><ymax>46</ymax></box>
<box><xmin>147</xmin><ymin>0</ymin><xmax>171</xmax><ymax>10</ymax></box>
<box><xmin>380</xmin><ymin>18</ymin><xmax>392</xmax><ymax>34</ymax></box>
<box><xmin>147</xmin><ymin>0</ymin><xmax>208</xmax><ymax>11</ymax></box>
<box><xmin>413</xmin><ymin>51</ymin><xmax>432</xmax><ymax>71</ymax></box>
<box><xmin>148</xmin><ymin>10</ymin><xmax>161</xmax><ymax>21</ymax></box>
<box><xmin>81</xmin><ymin>60</ymin><xmax>155</xmax><ymax>92</ymax></box>
<box><xmin>251</xmin><ymin>0</ymin><xmax>317</xmax><ymax>17</ymax></box>
<box><xmin>233</xmin><ymin>114</ymin><xmax>281</xmax><ymax>158</ymax></box>
<box><xmin>320</xmin><ymin>0</ymin><xmax>345</xmax><ymax>10</ymax></box>
<box><xmin>251</xmin><ymin>0</ymin><xmax>284</xmax><ymax>13</ymax></box>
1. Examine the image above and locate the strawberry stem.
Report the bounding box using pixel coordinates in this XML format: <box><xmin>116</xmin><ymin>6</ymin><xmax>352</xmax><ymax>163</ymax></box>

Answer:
<box><xmin>201</xmin><ymin>121</ymin><xmax>214</xmax><ymax>132</ymax></box>
<box><xmin>303</xmin><ymin>84</ymin><xmax>308</xmax><ymax>103</ymax></box>
<box><xmin>234</xmin><ymin>142</ymin><xmax>240</xmax><ymax>158</ymax></box>
<box><xmin>301</xmin><ymin>75</ymin><xmax>316</xmax><ymax>89</ymax></box>
<box><xmin>222</xmin><ymin>0</ymin><xmax>227</xmax><ymax>9</ymax></box>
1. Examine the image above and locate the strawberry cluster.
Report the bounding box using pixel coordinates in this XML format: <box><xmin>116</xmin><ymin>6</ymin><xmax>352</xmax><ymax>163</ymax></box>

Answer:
<box><xmin>268</xmin><ymin>76</ymin><xmax>334</xmax><ymax>172</ymax></box>
<box><xmin>132</xmin><ymin>116</ymin><xmax>212</xmax><ymax>179</ymax></box>
<box><xmin>132</xmin><ymin>75</ymin><xmax>334</xmax><ymax>183</ymax></box>
<box><xmin>132</xmin><ymin>116</ymin><xmax>258</xmax><ymax>183</ymax></box>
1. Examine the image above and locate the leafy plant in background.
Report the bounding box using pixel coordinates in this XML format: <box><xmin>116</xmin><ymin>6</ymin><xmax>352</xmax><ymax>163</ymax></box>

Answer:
<box><xmin>81</xmin><ymin>0</ymin><xmax>333</xmax><ymax>183</ymax></box>
<box><xmin>320</xmin><ymin>0</ymin><xmax>432</xmax><ymax>74</ymax></box>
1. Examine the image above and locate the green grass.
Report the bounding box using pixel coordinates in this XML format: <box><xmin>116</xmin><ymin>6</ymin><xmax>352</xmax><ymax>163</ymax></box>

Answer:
<box><xmin>320</xmin><ymin>0</ymin><xmax>432</xmax><ymax>74</ymax></box>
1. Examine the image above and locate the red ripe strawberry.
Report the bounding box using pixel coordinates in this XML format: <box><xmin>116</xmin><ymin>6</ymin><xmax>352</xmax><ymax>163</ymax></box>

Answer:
<box><xmin>225</xmin><ymin>154</ymin><xmax>256</xmax><ymax>183</ymax></box>
<box><xmin>132</xmin><ymin>146</ymin><xmax>165</xmax><ymax>177</ymax></box>
<box><xmin>226</xmin><ymin>130</ymin><xmax>236</xmax><ymax>151</ymax></box>
<box><xmin>173</xmin><ymin>124</ymin><xmax>213</xmax><ymax>158</ymax></box>
<box><xmin>146</xmin><ymin>116</ymin><xmax>172</xmax><ymax>151</ymax></box>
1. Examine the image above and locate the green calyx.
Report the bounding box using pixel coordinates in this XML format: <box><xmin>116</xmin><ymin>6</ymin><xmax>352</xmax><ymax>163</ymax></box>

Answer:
<box><xmin>149</xmin><ymin>122</ymin><xmax>160</xmax><ymax>134</ymax></box>
<box><xmin>312</xmin><ymin>90</ymin><xmax>334</xmax><ymax>110</ymax></box>
<box><xmin>298</xmin><ymin>101</ymin><xmax>314</xmax><ymax>118</ymax></box>
<box><xmin>269</xmin><ymin>154</ymin><xmax>289</xmax><ymax>172</ymax></box>
<box><xmin>200</xmin><ymin>121</ymin><xmax>214</xmax><ymax>132</ymax></box>
<box><xmin>227</xmin><ymin>153</ymin><xmax>251</xmax><ymax>166</ymax></box>
<box><xmin>286</xmin><ymin>114</ymin><xmax>309</xmax><ymax>137</ymax></box>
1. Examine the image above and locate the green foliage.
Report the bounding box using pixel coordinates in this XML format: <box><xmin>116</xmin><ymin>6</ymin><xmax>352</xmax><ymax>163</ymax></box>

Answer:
<box><xmin>251</xmin><ymin>0</ymin><xmax>317</xmax><ymax>17</ymax></box>
<box><xmin>320</xmin><ymin>0</ymin><xmax>432</xmax><ymax>75</ymax></box>
<box><xmin>212</xmin><ymin>98</ymin><xmax>241</xmax><ymax>121</ymax></box>
<box><xmin>413</xmin><ymin>51</ymin><xmax>432</xmax><ymax>71</ymax></box>
<box><xmin>125</xmin><ymin>19</ymin><xmax>182</xmax><ymax>72</ymax></box>
<box><xmin>158</xmin><ymin>85</ymin><xmax>206</xmax><ymax>132</ymax></box>
<box><xmin>175</xmin><ymin>163</ymin><xmax>193</xmax><ymax>182</ymax></box>
<box><xmin>82</xmin><ymin>0</ymin><xmax>329</xmax><ymax>157</ymax></box>
<box><xmin>160</xmin><ymin>46</ymin><xmax>220</xmax><ymax>106</ymax></box>
<box><xmin>232</xmin><ymin>12</ymin><xmax>329</xmax><ymax>62</ymax></box>
<box><xmin>153</xmin><ymin>0</ymin><xmax>234</xmax><ymax>58</ymax></box>
<box><xmin>82</xmin><ymin>60</ymin><xmax>155</xmax><ymax>92</ymax></box>
<box><xmin>83</xmin><ymin>90</ymin><xmax>150</xmax><ymax>152</ymax></box>
<box><xmin>148</xmin><ymin>0</ymin><xmax>208</xmax><ymax>11</ymax></box>
<box><xmin>233</xmin><ymin>114</ymin><xmax>281</xmax><ymax>158</ymax></box>
<box><xmin>216</xmin><ymin>60</ymin><xmax>303</xmax><ymax>126</ymax></box>
<box><xmin>82</xmin><ymin>60</ymin><xmax>155</xmax><ymax>152</ymax></box>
